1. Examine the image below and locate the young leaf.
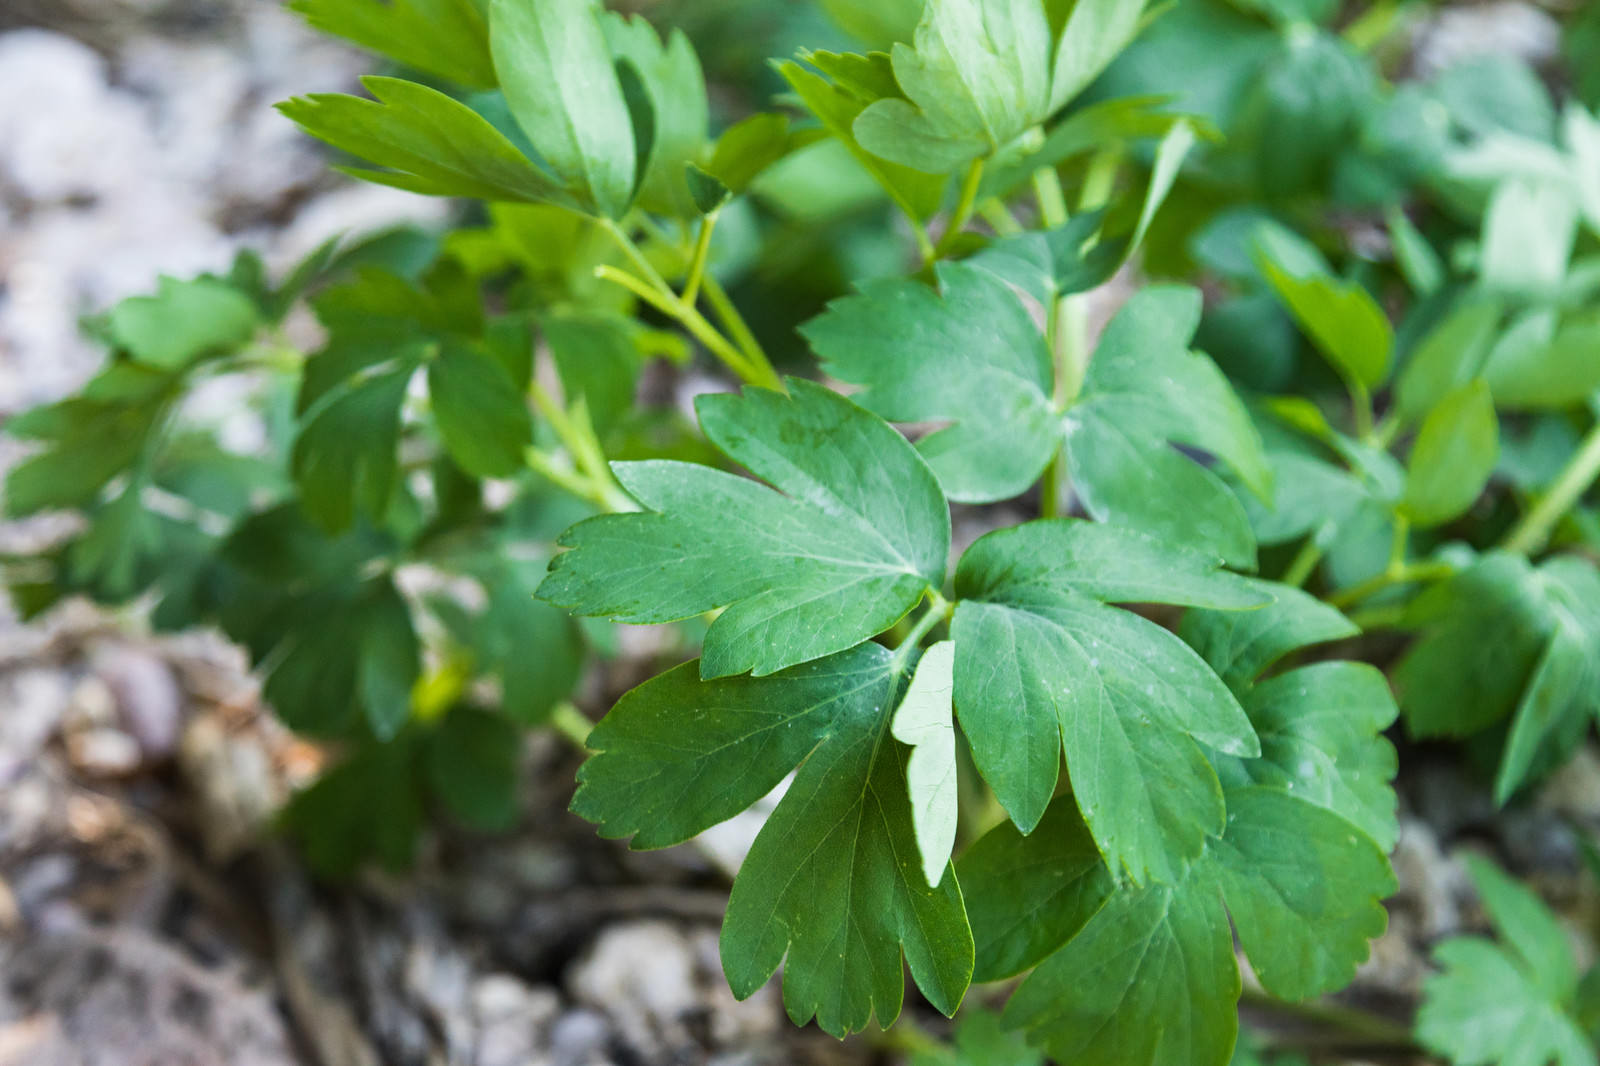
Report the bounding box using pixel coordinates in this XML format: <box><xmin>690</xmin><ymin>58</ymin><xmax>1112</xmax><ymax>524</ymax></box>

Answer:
<box><xmin>952</xmin><ymin>518</ymin><xmax>1265</xmax><ymax>880</ymax></box>
<box><xmin>955</xmin><ymin>797</ymin><xmax>1113</xmax><ymax>982</ymax></box>
<box><xmin>1257</xmin><ymin>248</ymin><xmax>1393</xmax><ymax>390</ymax></box>
<box><xmin>290</xmin><ymin>0</ymin><xmax>496</xmax><ymax>89</ymax></box>
<box><xmin>539</xmin><ymin>380</ymin><xmax>949</xmax><ymax>678</ymax></box>
<box><xmin>890</xmin><ymin>640</ymin><xmax>959</xmax><ymax>888</ymax></box>
<box><xmin>490</xmin><ymin>0</ymin><xmax>638</xmax><ymax>218</ymax></box>
<box><xmin>1394</xmin><ymin>298</ymin><xmax>1503</xmax><ymax>424</ymax></box>
<box><xmin>1048</xmin><ymin>0</ymin><xmax>1150</xmax><ymax>112</ymax></box>
<box><xmin>1418</xmin><ymin>857</ymin><xmax>1593</xmax><ymax>1066</ymax></box>
<box><xmin>571</xmin><ymin>644</ymin><xmax>973</xmax><ymax>1036</ymax></box>
<box><xmin>278</xmin><ymin>76</ymin><xmax>573</xmax><ymax>205</ymax></box>
<box><xmin>802</xmin><ymin>261</ymin><xmax>1058</xmax><ymax>502</ymax></box>
<box><xmin>1480</xmin><ymin>177</ymin><xmax>1578</xmax><ymax>294</ymax></box>
<box><xmin>1483</xmin><ymin>310</ymin><xmax>1600</xmax><ymax>409</ymax></box>
<box><xmin>427</xmin><ymin>340</ymin><xmax>534</xmax><ymax>478</ymax></box>
<box><xmin>602</xmin><ymin>14</ymin><xmax>710</xmax><ymax>217</ymax></box>
<box><xmin>108</xmin><ymin>276</ymin><xmax>259</xmax><ymax>370</ymax></box>
<box><xmin>774</xmin><ymin>58</ymin><xmax>946</xmax><ymax>224</ymax></box>
<box><xmin>1402</xmin><ymin>379</ymin><xmax>1498</xmax><ymax>528</ymax></box>
<box><xmin>854</xmin><ymin>0</ymin><xmax>1053</xmax><ymax>173</ymax></box>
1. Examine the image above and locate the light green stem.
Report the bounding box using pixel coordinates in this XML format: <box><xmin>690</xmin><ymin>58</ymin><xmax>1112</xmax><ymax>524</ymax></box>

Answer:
<box><xmin>1501</xmin><ymin>419</ymin><xmax>1600</xmax><ymax>554</ymax></box>
<box><xmin>891</xmin><ymin>590</ymin><xmax>952</xmax><ymax>674</ymax></box>
<box><xmin>1032</xmin><ymin>166</ymin><xmax>1069</xmax><ymax>229</ymax></box>
<box><xmin>934</xmin><ymin>158</ymin><xmax>986</xmax><ymax>258</ymax></box>
<box><xmin>549</xmin><ymin>702</ymin><xmax>595</xmax><ymax>751</ymax></box>
<box><xmin>701</xmin><ymin>275</ymin><xmax>781</xmax><ymax>390</ymax></box>
<box><xmin>681</xmin><ymin>210</ymin><xmax>718</xmax><ymax>307</ymax></box>
<box><xmin>1280</xmin><ymin>538</ymin><xmax>1324</xmax><ymax>589</ymax></box>
<box><xmin>1326</xmin><ymin>561</ymin><xmax>1454</xmax><ymax>609</ymax></box>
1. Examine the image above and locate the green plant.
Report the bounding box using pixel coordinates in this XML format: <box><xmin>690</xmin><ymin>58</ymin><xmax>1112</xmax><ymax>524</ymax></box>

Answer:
<box><xmin>7</xmin><ymin>0</ymin><xmax>1600</xmax><ymax>1061</ymax></box>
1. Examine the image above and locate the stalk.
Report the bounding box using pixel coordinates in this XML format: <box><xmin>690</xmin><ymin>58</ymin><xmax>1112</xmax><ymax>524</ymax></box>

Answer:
<box><xmin>1501</xmin><ymin>419</ymin><xmax>1600</xmax><ymax>554</ymax></box>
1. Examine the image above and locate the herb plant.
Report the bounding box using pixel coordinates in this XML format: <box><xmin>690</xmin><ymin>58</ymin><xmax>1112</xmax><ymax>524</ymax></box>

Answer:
<box><xmin>7</xmin><ymin>0</ymin><xmax>1600</xmax><ymax>1061</ymax></box>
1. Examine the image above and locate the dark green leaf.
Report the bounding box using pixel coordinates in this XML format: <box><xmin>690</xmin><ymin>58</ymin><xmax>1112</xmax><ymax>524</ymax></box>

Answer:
<box><xmin>292</xmin><ymin>359</ymin><xmax>417</xmax><ymax>533</ymax></box>
<box><xmin>953</xmin><ymin>518</ymin><xmax>1263</xmax><ymax>878</ymax></box>
<box><xmin>426</xmin><ymin>707</ymin><xmax>520</xmax><ymax>831</ymax></box>
<box><xmin>427</xmin><ymin>340</ymin><xmax>533</xmax><ymax>478</ymax></box>
<box><xmin>540</xmin><ymin>380</ymin><xmax>949</xmax><ymax>679</ymax></box>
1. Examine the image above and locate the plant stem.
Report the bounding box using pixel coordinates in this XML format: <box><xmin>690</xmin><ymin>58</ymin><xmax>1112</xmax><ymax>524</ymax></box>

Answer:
<box><xmin>1280</xmin><ymin>538</ymin><xmax>1324</xmax><ymax>588</ymax></box>
<box><xmin>1351</xmin><ymin>381</ymin><xmax>1375</xmax><ymax>442</ymax></box>
<box><xmin>680</xmin><ymin>210</ymin><xmax>718</xmax><ymax>307</ymax></box>
<box><xmin>934</xmin><ymin>158</ymin><xmax>986</xmax><ymax>258</ymax></box>
<box><xmin>1501</xmin><ymin>418</ymin><xmax>1600</xmax><ymax>554</ymax></box>
<box><xmin>1347</xmin><ymin>603</ymin><xmax>1406</xmax><ymax>631</ymax></box>
<box><xmin>1326</xmin><ymin>560</ymin><xmax>1454</xmax><ymax>609</ymax></box>
<box><xmin>1032</xmin><ymin>166</ymin><xmax>1069</xmax><ymax>229</ymax></box>
<box><xmin>528</xmin><ymin>382</ymin><xmax>634</xmax><ymax>513</ymax></box>
<box><xmin>1238</xmin><ymin>989</ymin><xmax>1422</xmax><ymax>1052</ymax></box>
<box><xmin>978</xmin><ymin>197</ymin><xmax>1023</xmax><ymax>236</ymax></box>
<box><xmin>700</xmin><ymin>274</ymin><xmax>781</xmax><ymax>390</ymax></box>
<box><xmin>549</xmin><ymin>702</ymin><xmax>595</xmax><ymax>751</ymax></box>
<box><xmin>891</xmin><ymin>590</ymin><xmax>952</xmax><ymax>673</ymax></box>
<box><xmin>595</xmin><ymin>219</ymin><xmax>781</xmax><ymax>390</ymax></box>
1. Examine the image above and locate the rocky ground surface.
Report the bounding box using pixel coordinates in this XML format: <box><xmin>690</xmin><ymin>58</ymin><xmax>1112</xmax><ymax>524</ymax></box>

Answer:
<box><xmin>0</xmin><ymin>2</ymin><xmax>1596</xmax><ymax>1065</ymax></box>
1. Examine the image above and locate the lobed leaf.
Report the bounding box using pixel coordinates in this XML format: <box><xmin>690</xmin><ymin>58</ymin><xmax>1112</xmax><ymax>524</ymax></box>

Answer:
<box><xmin>539</xmin><ymin>380</ymin><xmax>949</xmax><ymax>678</ymax></box>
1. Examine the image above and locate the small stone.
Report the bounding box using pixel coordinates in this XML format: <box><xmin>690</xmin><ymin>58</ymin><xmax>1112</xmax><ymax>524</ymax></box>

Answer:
<box><xmin>65</xmin><ymin>728</ymin><xmax>142</xmax><ymax>777</ymax></box>
<box><xmin>547</xmin><ymin>1009</ymin><xmax>612</xmax><ymax>1066</ymax></box>
<box><xmin>94</xmin><ymin>645</ymin><xmax>183</xmax><ymax>759</ymax></box>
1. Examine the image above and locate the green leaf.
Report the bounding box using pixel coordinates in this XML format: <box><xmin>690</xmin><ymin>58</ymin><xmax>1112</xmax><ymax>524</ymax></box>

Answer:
<box><xmin>1066</xmin><ymin>285</ymin><xmax>1270</xmax><ymax>567</ymax></box>
<box><xmin>1418</xmin><ymin>940</ymin><xmax>1595</xmax><ymax>1066</ymax></box>
<box><xmin>277</xmin><ymin>76</ymin><xmax>573</xmax><ymax>205</ymax></box>
<box><xmin>891</xmin><ymin>640</ymin><xmax>959</xmax><ymax>888</ymax></box>
<box><xmin>1205</xmin><ymin>786</ymin><xmax>1395</xmax><ymax>999</ymax></box>
<box><xmin>108</xmin><ymin>277</ymin><xmax>259</xmax><ymax>370</ymax></box>
<box><xmin>854</xmin><ymin>0</ymin><xmax>1053</xmax><ymax>172</ymax></box>
<box><xmin>541</xmin><ymin>312</ymin><xmax>641</xmax><ymax>436</ymax></box>
<box><xmin>602</xmin><ymin>13</ymin><xmax>709</xmax><ymax>217</ymax></box>
<box><xmin>1257</xmin><ymin>248</ymin><xmax>1392</xmax><ymax>390</ymax></box>
<box><xmin>4</xmin><ymin>393</ymin><xmax>168</xmax><ymax>517</ymax></box>
<box><xmin>1480</xmin><ymin>177</ymin><xmax>1578</xmax><ymax>294</ymax></box>
<box><xmin>572</xmin><ymin>644</ymin><xmax>973</xmax><ymax>1036</ymax></box>
<box><xmin>283</xmin><ymin>736</ymin><xmax>423</xmax><ymax>877</ymax></box>
<box><xmin>358</xmin><ymin>581</ymin><xmax>422</xmax><ymax>739</ymax></box>
<box><xmin>1180</xmin><ymin>581</ymin><xmax>1357</xmax><ymax>690</ymax></box>
<box><xmin>427</xmin><ymin>340</ymin><xmax>533</xmax><ymax>478</ymax></box>
<box><xmin>1185</xmin><ymin>586</ymin><xmax>1398</xmax><ymax>849</ymax></box>
<box><xmin>1395</xmin><ymin>298</ymin><xmax>1503</xmax><ymax>424</ymax></box>
<box><xmin>704</xmin><ymin>113</ymin><xmax>809</xmax><ymax>194</ymax></box>
<box><xmin>803</xmin><ymin>261</ymin><xmax>1057</xmax><ymax>503</ymax></box>
<box><xmin>1484</xmin><ymin>310</ymin><xmax>1600</xmax><ymax>409</ymax></box>
<box><xmin>426</xmin><ymin>707</ymin><xmax>520</xmax><ymax>831</ymax></box>
<box><xmin>1418</xmin><ymin>860</ymin><xmax>1594</xmax><ymax>1066</ymax></box>
<box><xmin>1048</xmin><ymin>0</ymin><xmax>1150</xmax><ymax>112</ymax></box>
<box><xmin>955</xmin><ymin>797</ymin><xmax>1113</xmax><ymax>982</ymax></box>
<box><xmin>1004</xmin><ymin>876</ymin><xmax>1238</xmax><ymax>1066</ymax></box>
<box><xmin>1006</xmin><ymin>787</ymin><xmax>1392</xmax><ymax>1066</ymax></box>
<box><xmin>1229</xmin><ymin>663</ymin><xmax>1400</xmax><ymax>851</ymax></box>
<box><xmin>475</xmin><ymin>559</ymin><xmax>584</xmax><ymax>725</ymax></box>
<box><xmin>290</xmin><ymin>0</ymin><xmax>496</xmax><ymax>88</ymax></box>
<box><xmin>1495</xmin><ymin>559</ymin><xmax>1600</xmax><ymax>803</ymax></box>
<box><xmin>1402</xmin><ymin>379</ymin><xmax>1498</xmax><ymax>528</ymax></box>
<box><xmin>292</xmin><ymin>359</ymin><xmax>418</xmax><ymax>533</ymax></box>
<box><xmin>539</xmin><ymin>380</ymin><xmax>949</xmax><ymax>678</ymax></box>
<box><xmin>1394</xmin><ymin>553</ymin><xmax>1600</xmax><ymax>762</ymax></box>
<box><xmin>490</xmin><ymin>0</ymin><xmax>637</xmax><ymax>218</ymax></box>
<box><xmin>962</xmin><ymin>211</ymin><xmax>1121</xmax><ymax>302</ymax></box>
<box><xmin>685</xmin><ymin>164</ymin><xmax>732</xmax><ymax>214</ymax></box>
<box><xmin>1464</xmin><ymin>855</ymin><xmax>1579</xmax><ymax>997</ymax></box>
<box><xmin>774</xmin><ymin>58</ymin><xmax>946</xmax><ymax>223</ymax></box>
<box><xmin>953</xmin><ymin>518</ymin><xmax>1263</xmax><ymax>879</ymax></box>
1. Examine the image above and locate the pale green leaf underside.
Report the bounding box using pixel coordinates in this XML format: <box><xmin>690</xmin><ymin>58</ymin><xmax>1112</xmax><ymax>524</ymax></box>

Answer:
<box><xmin>891</xmin><ymin>640</ymin><xmax>960</xmax><ymax>888</ymax></box>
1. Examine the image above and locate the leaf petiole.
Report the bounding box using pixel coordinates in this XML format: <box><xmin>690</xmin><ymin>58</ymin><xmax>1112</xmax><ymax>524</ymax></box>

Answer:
<box><xmin>1501</xmin><ymin>416</ymin><xmax>1600</xmax><ymax>554</ymax></box>
<box><xmin>934</xmin><ymin>157</ymin><xmax>986</xmax><ymax>259</ymax></box>
<box><xmin>891</xmin><ymin>589</ymin><xmax>953</xmax><ymax>674</ymax></box>
<box><xmin>680</xmin><ymin>209</ymin><xmax>719</xmax><ymax>307</ymax></box>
